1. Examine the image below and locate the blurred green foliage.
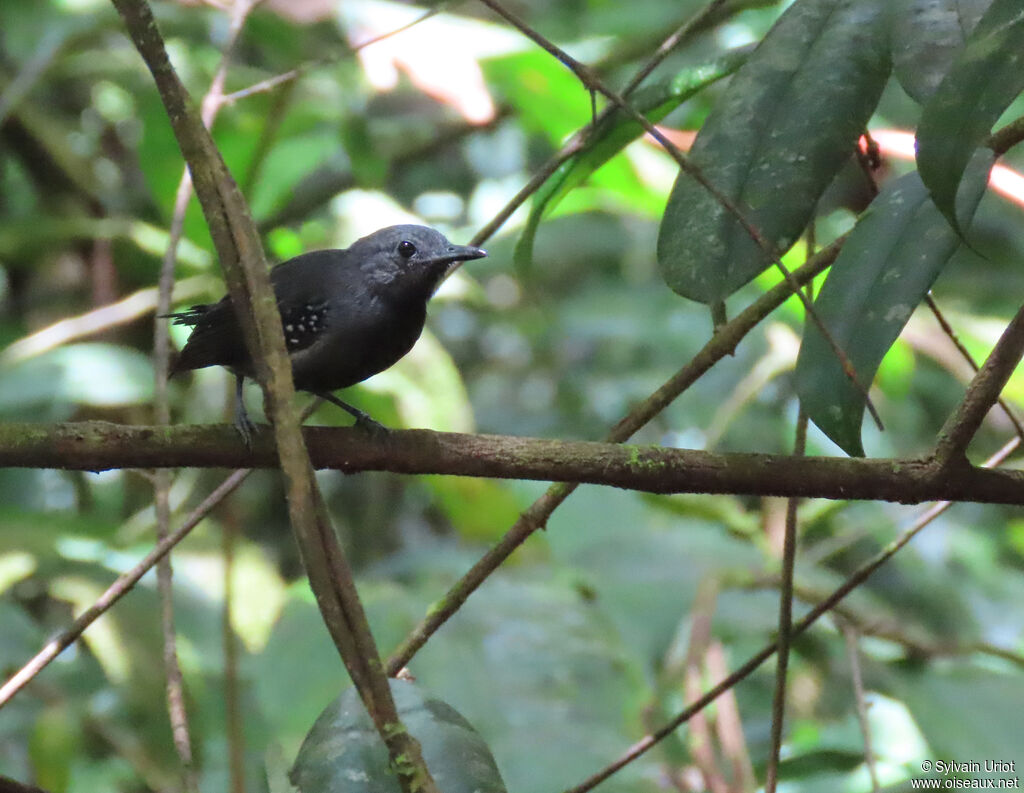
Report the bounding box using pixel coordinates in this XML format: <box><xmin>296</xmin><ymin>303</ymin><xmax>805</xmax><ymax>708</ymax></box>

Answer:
<box><xmin>1</xmin><ymin>1</ymin><xmax>1024</xmax><ymax>792</ymax></box>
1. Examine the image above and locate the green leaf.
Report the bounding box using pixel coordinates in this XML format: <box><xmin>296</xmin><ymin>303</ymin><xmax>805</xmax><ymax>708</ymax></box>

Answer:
<box><xmin>796</xmin><ymin>151</ymin><xmax>993</xmax><ymax>456</ymax></box>
<box><xmin>30</xmin><ymin>705</ymin><xmax>81</xmax><ymax>793</ymax></box>
<box><xmin>483</xmin><ymin>50</ymin><xmax>592</xmax><ymax>145</ymax></box>
<box><xmin>514</xmin><ymin>49</ymin><xmax>749</xmax><ymax>272</ymax></box>
<box><xmin>290</xmin><ymin>679</ymin><xmax>507</xmax><ymax>793</ymax></box>
<box><xmin>0</xmin><ymin>343</ymin><xmax>154</xmax><ymax>416</ymax></box>
<box><xmin>892</xmin><ymin>664</ymin><xmax>1024</xmax><ymax>764</ymax></box>
<box><xmin>891</xmin><ymin>0</ymin><xmax>992</xmax><ymax>104</ymax></box>
<box><xmin>916</xmin><ymin>0</ymin><xmax>1024</xmax><ymax>234</ymax></box>
<box><xmin>657</xmin><ymin>0</ymin><xmax>891</xmax><ymax>305</ymax></box>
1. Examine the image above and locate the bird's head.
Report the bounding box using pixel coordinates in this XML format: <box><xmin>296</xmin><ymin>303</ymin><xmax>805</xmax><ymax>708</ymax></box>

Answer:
<box><xmin>353</xmin><ymin>224</ymin><xmax>487</xmax><ymax>299</ymax></box>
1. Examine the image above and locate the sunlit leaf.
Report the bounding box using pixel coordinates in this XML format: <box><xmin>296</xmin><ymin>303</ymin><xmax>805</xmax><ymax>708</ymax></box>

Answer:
<box><xmin>483</xmin><ymin>50</ymin><xmax>591</xmax><ymax>145</ymax></box>
<box><xmin>0</xmin><ymin>551</ymin><xmax>36</xmax><ymax>595</ymax></box>
<box><xmin>51</xmin><ymin>576</ymin><xmax>131</xmax><ymax>684</ymax></box>
<box><xmin>424</xmin><ymin>476</ymin><xmax>524</xmax><ymax>542</ymax></box>
<box><xmin>515</xmin><ymin>49</ymin><xmax>749</xmax><ymax>271</ymax></box>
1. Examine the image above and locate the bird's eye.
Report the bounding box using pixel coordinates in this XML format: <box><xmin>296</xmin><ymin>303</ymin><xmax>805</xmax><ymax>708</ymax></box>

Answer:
<box><xmin>398</xmin><ymin>240</ymin><xmax>416</xmax><ymax>258</ymax></box>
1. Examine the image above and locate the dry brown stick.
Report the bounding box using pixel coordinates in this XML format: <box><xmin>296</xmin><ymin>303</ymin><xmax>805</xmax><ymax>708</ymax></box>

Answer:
<box><xmin>564</xmin><ymin>436</ymin><xmax>1020</xmax><ymax>793</ymax></box>
<box><xmin>0</xmin><ymin>275</ymin><xmax>212</xmax><ymax>364</ymax></box>
<box><xmin>707</xmin><ymin>641</ymin><xmax>756</xmax><ymax>792</ymax></box>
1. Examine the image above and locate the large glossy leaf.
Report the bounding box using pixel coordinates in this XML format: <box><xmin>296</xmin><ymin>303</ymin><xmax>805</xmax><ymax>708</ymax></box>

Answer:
<box><xmin>916</xmin><ymin>0</ymin><xmax>1024</xmax><ymax>233</ymax></box>
<box><xmin>891</xmin><ymin>0</ymin><xmax>992</xmax><ymax>104</ymax></box>
<box><xmin>656</xmin><ymin>0</ymin><xmax>891</xmax><ymax>305</ymax></box>
<box><xmin>514</xmin><ymin>49</ymin><xmax>750</xmax><ymax>271</ymax></box>
<box><xmin>796</xmin><ymin>151</ymin><xmax>993</xmax><ymax>456</ymax></box>
<box><xmin>290</xmin><ymin>679</ymin><xmax>507</xmax><ymax>793</ymax></box>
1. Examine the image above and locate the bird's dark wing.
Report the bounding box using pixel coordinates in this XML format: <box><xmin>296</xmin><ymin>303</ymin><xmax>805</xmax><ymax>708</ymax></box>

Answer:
<box><xmin>269</xmin><ymin>250</ymin><xmax>353</xmax><ymax>354</ymax></box>
<box><xmin>278</xmin><ymin>299</ymin><xmax>331</xmax><ymax>354</ymax></box>
<box><xmin>169</xmin><ymin>250</ymin><xmax>352</xmax><ymax>374</ymax></box>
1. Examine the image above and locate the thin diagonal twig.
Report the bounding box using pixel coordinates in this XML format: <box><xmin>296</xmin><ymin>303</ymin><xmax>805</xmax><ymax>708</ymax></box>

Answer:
<box><xmin>925</xmin><ymin>294</ymin><xmax>1024</xmax><ymax>441</ymax></box>
<box><xmin>935</xmin><ymin>302</ymin><xmax>1024</xmax><ymax>465</ymax></box>
<box><xmin>0</xmin><ymin>469</ymin><xmax>251</xmax><ymax>709</ymax></box>
<box><xmin>220</xmin><ymin>5</ymin><xmax>442</xmax><ymax>105</ymax></box>
<box><xmin>474</xmin><ymin>0</ymin><xmax>883</xmax><ymax>431</ymax></box>
<box><xmin>470</xmin><ymin>0</ymin><xmax>739</xmax><ymax>248</ymax></box>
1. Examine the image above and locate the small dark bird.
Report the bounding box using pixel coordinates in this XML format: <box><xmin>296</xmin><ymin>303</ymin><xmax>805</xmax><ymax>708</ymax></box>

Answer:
<box><xmin>168</xmin><ymin>224</ymin><xmax>486</xmax><ymax>441</ymax></box>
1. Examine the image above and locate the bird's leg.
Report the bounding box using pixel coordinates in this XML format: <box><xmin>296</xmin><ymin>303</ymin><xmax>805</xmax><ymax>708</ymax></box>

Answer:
<box><xmin>314</xmin><ymin>391</ymin><xmax>387</xmax><ymax>433</ymax></box>
<box><xmin>233</xmin><ymin>374</ymin><xmax>257</xmax><ymax>447</ymax></box>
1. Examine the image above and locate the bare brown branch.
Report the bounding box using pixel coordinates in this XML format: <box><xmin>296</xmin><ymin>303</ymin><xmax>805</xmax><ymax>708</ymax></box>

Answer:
<box><xmin>5</xmin><ymin>421</ymin><xmax>1024</xmax><ymax>504</ymax></box>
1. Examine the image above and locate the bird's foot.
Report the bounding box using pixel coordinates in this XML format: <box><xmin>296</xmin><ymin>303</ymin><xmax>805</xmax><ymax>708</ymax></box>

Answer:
<box><xmin>233</xmin><ymin>410</ymin><xmax>258</xmax><ymax>449</ymax></box>
<box><xmin>233</xmin><ymin>374</ymin><xmax>258</xmax><ymax>449</ymax></box>
<box><xmin>352</xmin><ymin>410</ymin><xmax>388</xmax><ymax>436</ymax></box>
<box><xmin>315</xmin><ymin>392</ymin><xmax>389</xmax><ymax>436</ymax></box>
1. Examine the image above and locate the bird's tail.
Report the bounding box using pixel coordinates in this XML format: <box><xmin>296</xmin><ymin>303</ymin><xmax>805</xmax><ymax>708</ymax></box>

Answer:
<box><xmin>163</xmin><ymin>304</ymin><xmax>213</xmax><ymax>375</ymax></box>
<box><xmin>161</xmin><ymin>305</ymin><xmax>212</xmax><ymax>327</ymax></box>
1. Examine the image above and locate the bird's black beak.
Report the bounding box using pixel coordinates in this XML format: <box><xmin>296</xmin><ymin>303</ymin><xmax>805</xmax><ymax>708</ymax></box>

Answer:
<box><xmin>445</xmin><ymin>244</ymin><xmax>487</xmax><ymax>263</ymax></box>
<box><xmin>434</xmin><ymin>244</ymin><xmax>487</xmax><ymax>285</ymax></box>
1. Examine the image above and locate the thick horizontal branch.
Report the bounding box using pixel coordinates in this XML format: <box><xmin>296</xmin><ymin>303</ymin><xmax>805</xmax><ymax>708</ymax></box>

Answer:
<box><xmin>3</xmin><ymin>421</ymin><xmax>1024</xmax><ymax>505</ymax></box>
